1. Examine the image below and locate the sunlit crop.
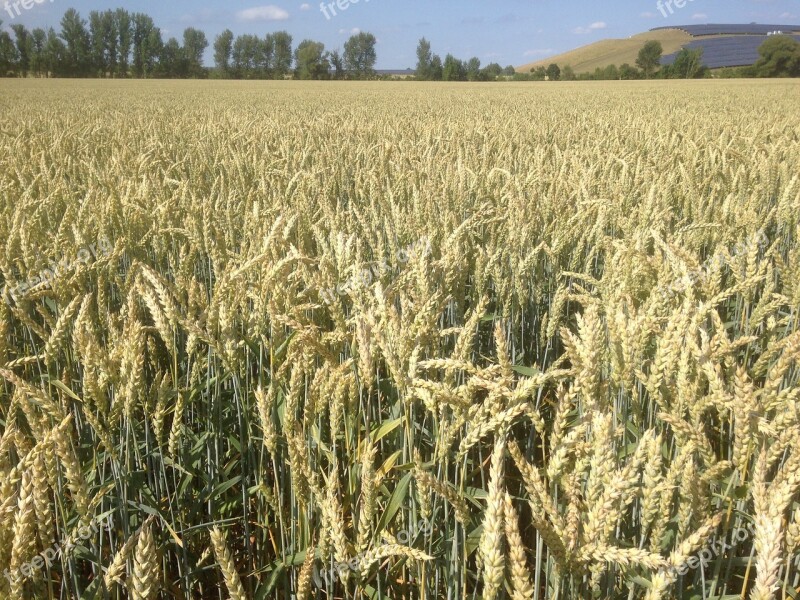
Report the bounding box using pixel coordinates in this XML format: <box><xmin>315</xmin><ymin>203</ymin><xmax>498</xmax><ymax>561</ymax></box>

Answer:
<box><xmin>0</xmin><ymin>79</ymin><xmax>798</xmax><ymax>599</ymax></box>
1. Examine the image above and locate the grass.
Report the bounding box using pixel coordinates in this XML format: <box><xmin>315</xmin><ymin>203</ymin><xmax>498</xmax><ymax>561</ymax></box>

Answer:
<box><xmin>0</xmin><ymin>79</ymin><xmax>798</xmax><ymax>600</ymax></box>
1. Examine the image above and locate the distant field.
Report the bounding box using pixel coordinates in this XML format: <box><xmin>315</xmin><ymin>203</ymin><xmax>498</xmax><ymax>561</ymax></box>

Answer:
<box><xmin>0</xmin><ymin>79</ymin><xmax>799</xmax><ymax>600</ymax></box>
<box><xmin>518</xmin><ymin>28</ymin><xmax>692</xmax><ymax>73</ymax></box>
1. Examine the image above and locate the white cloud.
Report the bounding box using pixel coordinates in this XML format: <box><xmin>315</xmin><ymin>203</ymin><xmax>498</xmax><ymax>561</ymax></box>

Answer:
<box><xmin>779</xmin><ymin>12</ymin><xmax>798</xmax><ymax>20</ymax></box>
<box><xmin>236</xmin><ymin>5</ymin><xmax>290</xmax><ymax>21</ymax></box>
<box><xmin>523</xmin><ymin>48</ymin><xmax>556</xmax><ymax>57</ymax></box>
<box><xmin>339</xmin><ymin>27</ymin><xmax>361</xmax><ymax>35</ymax></box>
<box><xmin>640</xmin><ymin>12</ymin><xmax>657</xmax><ymax>18</ymax></box>
<box><xmin>573</xmin><ymin>21</ymin><xmax>607</xmax><ymax>34</ymax></box>
<box><xmin>691</xmin><ymin>13</ymin><xmax>708</xmax><ymax>20</ymax></box>
<box><xmin>300</xmin><ymin>3</ymin><xmax>310</xmax><ymax>10</ymax></box>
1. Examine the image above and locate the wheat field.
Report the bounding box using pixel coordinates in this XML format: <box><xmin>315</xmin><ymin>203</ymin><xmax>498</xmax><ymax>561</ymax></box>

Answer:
<box><xmin>0</xmin><ymin>79</ymin><xmax>798</xmax><ymax>599</ymax></box>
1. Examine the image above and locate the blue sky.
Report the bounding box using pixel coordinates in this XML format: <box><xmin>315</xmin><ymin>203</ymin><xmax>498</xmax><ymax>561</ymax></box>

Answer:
<box><xmin>4</xmin><ymin>0</ymin><xmax>800</xmax><ymax>68</ymax></box>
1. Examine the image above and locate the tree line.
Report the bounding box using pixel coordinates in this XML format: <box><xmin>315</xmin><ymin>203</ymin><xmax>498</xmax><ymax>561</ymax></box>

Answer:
<box><xmin>0</xmin><ymin>9</ymin><xmax>210</xmax><ymax>78</ymax></box>
<box><xmin>213</xmin><ymin>30</ymin><xmax>378</xmax><ymax>80</ymax></box>
<box><xmin>0</xmin><ymin>7</ymin><xmax>378</xmax><ymax>79</ymax></box>
<box><xmin>2</xmin><ymin>7</ymin><xmax>798</xmax><ymax>80</ymax></box>
<box><xmin>414</xmin><ymin>38</ymin><xmax>517</xmax><ymax>81</ymax></box>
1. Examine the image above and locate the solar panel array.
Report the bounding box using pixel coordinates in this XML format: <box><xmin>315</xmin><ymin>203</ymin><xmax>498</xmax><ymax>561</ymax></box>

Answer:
<box><xmin>651</xmin><ymin>24</ymin><xmax>800</xmax><ymax>36</ymax></box>
<box><xmin>661</xmin><ymin>35</ymin><xmax>800</xmax><ymax>68</ymax></box>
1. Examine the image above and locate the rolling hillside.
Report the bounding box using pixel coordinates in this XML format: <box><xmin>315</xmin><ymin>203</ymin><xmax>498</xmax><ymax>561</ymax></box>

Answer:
<box><xmin>517</xmin><ymin>29</ymin><xmax>691</xmax><ymax>74</ymax></box>
<box><xmin>519</xmin><ymin>23</ymin><xmax>800</xmax><ymax>74</ymax></box>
